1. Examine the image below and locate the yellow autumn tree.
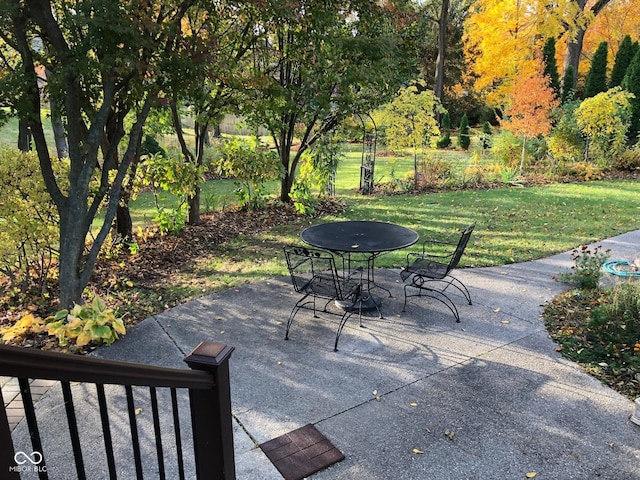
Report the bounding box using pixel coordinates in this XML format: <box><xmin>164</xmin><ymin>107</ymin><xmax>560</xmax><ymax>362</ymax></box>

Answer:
<box><xmin>464</xmin><ymin>0</ymin><xmax>581</xmax><ymax>106</ymax></box>
<box><xmin>500</xmin><ymin>61</ymin><xmax>560</xmax><ymax>174</ymax></box>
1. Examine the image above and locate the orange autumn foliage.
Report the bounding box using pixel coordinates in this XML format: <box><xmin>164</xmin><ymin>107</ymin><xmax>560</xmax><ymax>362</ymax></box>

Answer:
<box><xmin>500</xmin><ymin>63</ymin><xmax>560</xmax><ymax>140</ymax></box>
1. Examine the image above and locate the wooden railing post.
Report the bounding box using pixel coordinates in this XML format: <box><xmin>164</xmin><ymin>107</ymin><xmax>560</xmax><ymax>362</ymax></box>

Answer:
<box><xmin>184</xmin><ymin>342</ymin><xmax>236</xmax><ymax>480</ymax></box>
<box><xmin>0</xmin><ymin>388</ymin><xmax>20</xmax><ymax>480</ymax></box>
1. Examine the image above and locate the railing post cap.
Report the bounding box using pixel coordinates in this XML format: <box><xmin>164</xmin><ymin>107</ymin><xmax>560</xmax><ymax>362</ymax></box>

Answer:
<box><xmin>184</xmin><ymin>341</ymin><xmax>234</xmax><ymax>370</ymax></box>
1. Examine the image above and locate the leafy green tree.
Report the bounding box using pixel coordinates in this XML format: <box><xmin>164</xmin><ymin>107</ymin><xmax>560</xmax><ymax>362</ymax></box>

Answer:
<box><xmin>542</xmin><ymin>37</ymin><xmax>561</xmax><ymax>97</ymax></box>
<box><xmin>548</xmin><ymin>100</ymin><xmax>585</xmax><ymax>164</ymax></box>
<box><xmin>584</xmin><ymin>42</ymin><xmax>609</xmax><ymax>98</ymax></box>
<box><xmin>382</xmin><ymin>81</ymin><xmax>444</xmax><ymax>186</ymax></box>
<box><xmin>244</xmin><ymin>0</ymin><xmax>418</xmax><ymax>202</ymax></box>
<box><xmin>2</xmin><ymin>0</ymin><xmax>199</xmax><ymax>307</ymax></box>
<box><xmin>561</xmin><ymin>65</ymin><xmax>576</xmax><ymax>103</ymax></box>
<box><xmin>610</xmin><ymin>35</ymin><xmax>636</xmax><ymax>88</ymax></box>
<box><xmin>0</xmin><ymin>148</ymin><xmax>61</xmax><ymax>294</ymax></box>
<box><xmin>622</xmin><ymin>49</ymin><xmax>640</xmax><ymax>142</ymax></box>
<box><xmin>164</xmin><ymin>2</ymin><xmax>262</xmax><ymax>225</ymax></box>
<box><xmin>575</xmin><ymin>87</ymin><xmax>633</xmax><ymax>161</ymax></box>
<box><xmin>458</xmin><ymin>113</ymin><xmax>470</xmax><ymax>150</ymax></box>
<box><xmin>213</xmin><ymin>137</ymin><xmax>282</xmax><ymax>210</ymax></box>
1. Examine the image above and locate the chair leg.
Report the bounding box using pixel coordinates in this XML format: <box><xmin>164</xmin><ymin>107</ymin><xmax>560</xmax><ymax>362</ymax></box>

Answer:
<box><xmin>403</xmin><ymin>285</ymin><xmax>461</xmax><ymax>322</ymax></box>
<box><xmin>402</xmin><ymin>284</ymin><xmax>410</xmax><ymax>312</ymax></box>
<box><xmin>449</xmin><ymin>276</ymin><xmax>472</xmax><ymax>305</ymax></box>
<box><xmin>334</xmin><ymin>312</ymin><xmax>354</xmax><ymax>351</ymax></box>
<box><xmin>285</xmin><ymin>304</ymin><xmax>303</xmax><ymax>340</ymax></box>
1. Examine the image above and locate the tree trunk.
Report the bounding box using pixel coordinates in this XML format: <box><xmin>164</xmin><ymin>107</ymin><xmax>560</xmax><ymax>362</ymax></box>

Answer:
<box><xmin>188</xmin><ymin>186</ymin><xmax>201</xmax><ymax>225</ymax></box>
<box><xmin>50</xmin><ymin>110</ymin><xmax>68</xmax><ymax>158</ymax></box>
<box><xmin>17</xmin><ymin>120</ymin><xmax>32</xmax><ymax>151</ymax></box>
<box><xmin>433</xmin><ymin>0</ymin><xmax>449</xmax><ymax>105</ymax></box>
<box><xmin>46</xmin><ymin>68</ymin><xmax>68</xmax><ymax>158</ymax></box>
<box><xmin>280</xmin><ymin>170</ymin><xmax>294</xmax><ymax>203</ymax></box>
<box><xmin>562</xmin><ymin>28</ymin><xmax>585</xmax><ymax>90</ymax></box>
<box><xmin>520</xmin><ymin>135</ymin><xmax>527</xmax><ymax>175</ymax></box>
<box><xmin>115</xmin><ymin>205</ymin><xmax>133</xmax><ymax>243</ymax></box>
<box><xmin>562</xmin><ymin>0</ymin><xmax>612</xmax><ymax>89</ymax></box>
<box><xmin>57</xmin><ymin>197</ymin><xmax>89</xmax><ymax>308</ymax></box>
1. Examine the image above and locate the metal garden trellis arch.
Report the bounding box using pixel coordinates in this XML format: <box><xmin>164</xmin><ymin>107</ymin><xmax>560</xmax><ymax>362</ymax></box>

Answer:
<box><xmin>357</xmin><ymin>113</ymin><xmax>377</xmax><ymax>195</ymax></box>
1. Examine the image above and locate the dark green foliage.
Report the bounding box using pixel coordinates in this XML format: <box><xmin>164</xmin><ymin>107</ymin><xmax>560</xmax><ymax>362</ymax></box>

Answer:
<box><xmin>610</xmin><ymin>35</ymin><xmax>636</xmax><ymax>88</ymax></box>
<box><xmin>440</xmin><ymin>111</ymin><xmax>451</xmax><ymax>130</ymax></box>
<box><xmin>561</xmin><ymin>66</ymin><xmax>575</xmax><ymax>103</ymax></box>
<box><xmin>458</xmin><ymin>113</ymin><xmax>470</xmax><ymax>150</ymax></box>
<box><xmin>480</xmin><ymin>121</ymin><xmax>492</xmax><ymax>150</ymax></box>
<box><xmin>436</xmin><ymin>133</ymin><xmax>451</xmax><ymax>149</ymax></box>
<box><xmin>622</xmin><ymin>49</ymin><xmax>640</xmax><ymax>142</ymax></box>
<box><xmin>140</xmin><ymin>135</ymin><xmax>166</xmax><ymax>157</ymax></box>
<box><xmin>436</xmin><ymin>111</ymin><xmax>452</xmax><ymax>148</ymax></box>
<box><xmin>542</xmin><ymin>37</ymin><xmax>561</xmax><ymax>96</ymax></box>
<box><xmin>584</xmin><ymin>42</ymin><xmax>608</xmax><ymax>98</ymax></box>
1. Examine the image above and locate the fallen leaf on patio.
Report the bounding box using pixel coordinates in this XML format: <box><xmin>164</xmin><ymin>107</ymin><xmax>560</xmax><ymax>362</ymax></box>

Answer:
<box><xmin>71</xmin><ymin>382</ymin><xmax>81</xmax><ymax>387</ymax></box>
<box><xmin>555</xmin><ymin>346</ymin><xmax>563</xmax><ymax>352</ymax></box>
<box><xmin>220</xmin><ymin>330</ymin><xmax>225</xmax><ymax>334</ymax></box>
<box><xmin>412</xmin><ymin>448</ymin><xmax>424</xmax><ymax>454</ymax></box>
<box><xmin>444</xmin><ymin>429</ymin><xmax>455</xmax><ymax>441</ymax></box>
<box><xmin>373</xmin><ymin>389</ymin><xmax>378</xmax><ymax>396</ymax></box>
<box><xmin>410</xmin><ymin>402</ymin><xmax>418</xmax><ymax>407</ymax></box>
<box><xmin>493</xmin><ymin>308</ymin><xmax>501</xmax><ymax>313</ymax></box>
<box><xmin>275</xmin><ymin>321</ymin><xmax>283</xmax><ymax>325</ymax></box>
<box><xmin>501</xmin><ymin>320</ymin><xmax>510</xmax><ymax>324</ymax></box>
<box><xmin>525</xmin><ymin>473</ymin><xmax>537</xmax><ymax>478</ymax></box>
<box><xmin>135</xmin><ymin>408</ymin><xmax>143</xmax><ymax>415</ymax></box>
<box><xmin>276</xmin><ymin>361</ymin><xmax>282</xmax><ymax>365</ymax></box>
<box><xmin>375</xmin><ymin>396</ymin><xmax>381</xmax><ymax>401</ymax></box>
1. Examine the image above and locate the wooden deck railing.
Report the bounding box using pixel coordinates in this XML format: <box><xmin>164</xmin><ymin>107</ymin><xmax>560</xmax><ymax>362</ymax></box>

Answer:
<box><xmin>0</xmin><ymin>341</ymin><xmax>235</xmax><ymax>479</ymax></box>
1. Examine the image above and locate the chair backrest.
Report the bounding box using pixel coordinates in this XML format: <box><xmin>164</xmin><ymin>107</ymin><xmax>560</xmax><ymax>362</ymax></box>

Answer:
<box><xmin>283</xmin><ymin>246</ymin><xmax>342</xmax><ymax>298</ymax></box>
<box><xmin>448</xmin><ymin>223</ymin><xmax>475</xmax><ymax>271</ymax></box>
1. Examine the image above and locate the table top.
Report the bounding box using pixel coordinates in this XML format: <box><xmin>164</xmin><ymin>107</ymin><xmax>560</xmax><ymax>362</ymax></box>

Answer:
<box><xmin>300</xmin><ymin>220</ymin><xmax>419</xmax><ymax>254</ymax></box>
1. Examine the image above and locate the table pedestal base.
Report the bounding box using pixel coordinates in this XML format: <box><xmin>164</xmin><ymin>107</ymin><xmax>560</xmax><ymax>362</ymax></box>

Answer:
<box><xmin>335</xmin><ymin>294</ymin><xmax>380</xmax><ymax>312</ymax></box>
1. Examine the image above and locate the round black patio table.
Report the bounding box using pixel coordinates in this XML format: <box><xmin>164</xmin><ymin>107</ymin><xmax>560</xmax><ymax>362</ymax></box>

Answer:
<box><xmin>300</xmin><ymin>221</ymin><xmax>419</xmax><ymax>313</ymax></box>
<box><xmin>300</xmin><ymin>220</ymin><xmax>419</xmax><ymax>254</ymax></box>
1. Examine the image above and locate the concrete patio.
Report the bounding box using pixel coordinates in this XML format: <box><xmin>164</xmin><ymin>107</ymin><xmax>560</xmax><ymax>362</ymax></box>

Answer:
<box><xmin>6</xmin><ymin>230</ymin><xmax>640</xmax><ymax>479</ymax></box>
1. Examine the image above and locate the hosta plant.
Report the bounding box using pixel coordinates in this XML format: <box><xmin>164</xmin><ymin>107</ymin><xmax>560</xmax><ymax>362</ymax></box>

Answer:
<box><xmin>46</xmin><ymin>296</ymin><xmax>126</xmax><ymax>347</ymax></box>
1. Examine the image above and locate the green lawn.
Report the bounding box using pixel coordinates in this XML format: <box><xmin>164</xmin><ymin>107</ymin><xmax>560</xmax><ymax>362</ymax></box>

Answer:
<box><xmin>215</xmin><ymin>179</ymin><xmax>640</xmax><ymax>282</ymax></box>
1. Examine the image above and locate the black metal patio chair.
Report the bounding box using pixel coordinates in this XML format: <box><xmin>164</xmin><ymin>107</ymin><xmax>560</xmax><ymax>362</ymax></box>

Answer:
<box><xmin>400</xmin><ymin>223</ymin><xmax>475</xmax><ymax>322</ymax></box>
<box><xmin>283</xmin><ymin>246</ymin><xmax>363</xmax><ymax>351</ymax></box>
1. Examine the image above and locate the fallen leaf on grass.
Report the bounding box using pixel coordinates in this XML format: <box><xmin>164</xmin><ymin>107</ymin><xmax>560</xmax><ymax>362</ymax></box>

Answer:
<box><xmin>135</xmin><ymin>408</ymin><xmax>143</xmax><ymax>415</ymax></box>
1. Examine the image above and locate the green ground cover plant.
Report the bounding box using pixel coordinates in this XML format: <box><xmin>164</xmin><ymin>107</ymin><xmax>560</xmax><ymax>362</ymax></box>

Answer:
<box><xmin>544</xmin><ymin>281</ymin><xmax>640</xmax><ymax>400</ymax></box>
